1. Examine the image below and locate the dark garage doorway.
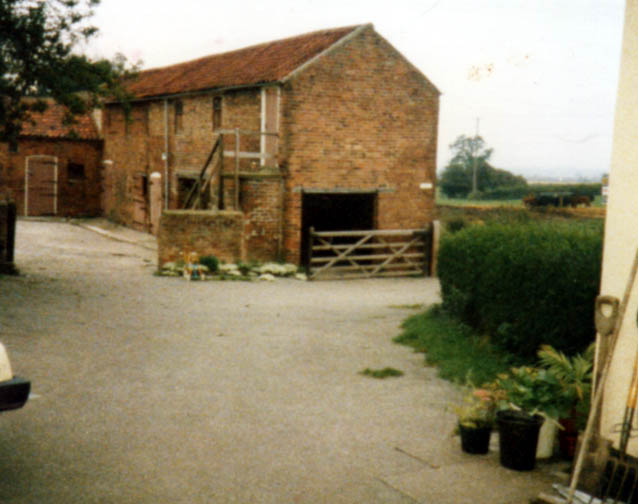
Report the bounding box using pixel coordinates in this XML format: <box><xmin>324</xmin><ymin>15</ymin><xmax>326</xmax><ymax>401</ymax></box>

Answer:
<box><xmin>301</xmin><ymin>192</ymin><xmax>377</xmax><ymax>267</ymax></box>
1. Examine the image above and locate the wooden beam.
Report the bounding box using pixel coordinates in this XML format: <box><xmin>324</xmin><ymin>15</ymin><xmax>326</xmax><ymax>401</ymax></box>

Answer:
<box><xmin>224</xmin><ymin>151</ymin><xmax>275</xmax><ymax>160</ymax></box>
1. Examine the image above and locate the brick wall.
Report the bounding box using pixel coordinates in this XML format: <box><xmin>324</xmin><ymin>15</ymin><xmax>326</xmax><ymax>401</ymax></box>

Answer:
<box><xmin>279</xmin><ymin>26</ymin><xmax>439</xmax><ymax>263</ymax></box>
<box><xmin>157</xmin><ymin>210</ymin><xmax>244</xmax><ymax>265</ymax></box>
<box><xmin>102</xmin><ymin>88</ymin><xmax>263</xmax><ymax>232</ymax></box>
<box><xmin>0</xmin><ymin>138</ymin><xmax>103</xmax><ymax>217</ymax></box>
<box><xmin>239</xmin><ymin>175</ymin><xmax>283</xmax><ymax>262</ymax></box>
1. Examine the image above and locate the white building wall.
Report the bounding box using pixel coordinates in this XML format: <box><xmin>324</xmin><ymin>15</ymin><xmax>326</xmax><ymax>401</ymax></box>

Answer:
<box><xmin>600</xmin><ymin>0</ymin><xmax>638</xmax><ymax>454</ymax></box>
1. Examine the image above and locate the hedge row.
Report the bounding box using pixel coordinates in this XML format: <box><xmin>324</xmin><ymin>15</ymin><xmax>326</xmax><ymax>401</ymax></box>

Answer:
<box><xmin>473</xmin><ymin>183</ymin><xmax>603</xmax><ymax>201</ymax></box>
<box><xmin>437</xmin><ymin>220</ymin><xmax>603</xmax><ymax>358</ymax></box>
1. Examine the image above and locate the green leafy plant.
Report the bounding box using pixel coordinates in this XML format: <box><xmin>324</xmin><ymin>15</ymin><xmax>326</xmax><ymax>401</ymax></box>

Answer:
<box><xmin>492</xmin><ymin>365</ymin><xmax>562</xmax><ymax>420</ymax></box>
<box><xmin>454</xmin><ymin>386</ymin><xmax>496</xmax><ymax>429</ymax></box>
<box><xmin>199</xmin><ymin>255</ymin><xmax>219</xmax><ymax>273</ymax></box>
<box><xmin>537</xmin><ymin>343</ymin><xmax>594</xmax><ymax>417</ymax></box>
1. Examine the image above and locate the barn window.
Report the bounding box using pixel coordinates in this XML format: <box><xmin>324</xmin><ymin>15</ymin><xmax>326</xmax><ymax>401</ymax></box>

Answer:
<box><xmin>174</xmin><ymin>100</ymin><xmax>184</xmax><ymax>133</ymax></box>
<box><xmin>68</xmin><ymin>163</ymin><xmax>85</xmax><ymax>181</ymax></box>
<box><xmin>143</xmin><ymin>105</ymin><xmax>150</xmax><ymax>135</ymax></box>
<box><xmin>212</xmin><ymin>96</ymin><xmax>222</xmax><ymax>130</ymax></box>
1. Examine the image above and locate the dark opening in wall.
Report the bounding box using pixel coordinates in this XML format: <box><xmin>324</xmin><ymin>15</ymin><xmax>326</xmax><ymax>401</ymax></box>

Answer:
<box><xmin>174</xmin><ymin>100</ymin><xmax>184</xmax><ymax>133</ymax></box>
<box><xmin>68</xmin><ymin>163</ymin><xmax>85</xmax><ymax>181</ymax></box>
<box><xmin>212</xmin><ymin>96</ymin><xmax>222</xmax><ymax>130</ymax></box>
<box><xmin>177</xmin><ymin>176</ymin><xmax>210</xmax><ymax>209</ymax></box>
<box><xmin>301</xmin><ymin>191</ymin><xmax>377</xmax><ymax>266</ymax></box>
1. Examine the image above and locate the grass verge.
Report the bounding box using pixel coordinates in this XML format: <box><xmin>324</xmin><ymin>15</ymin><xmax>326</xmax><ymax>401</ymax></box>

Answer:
<box><xmin>360</xmin><ymin>367</ymin><xmax>404</xmax><ymax>379</ymax></box>
<box><xmin>393</xmin><ymin>305</ymin><xmax>517</xmax><ymax>386</ymax></box>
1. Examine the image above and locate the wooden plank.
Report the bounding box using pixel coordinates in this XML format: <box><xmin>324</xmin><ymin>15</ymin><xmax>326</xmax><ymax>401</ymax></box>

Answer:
<box><xmin>312</xmin><ymin>229</ymin><xmax>421</xmax><ymax>238</ymax></box>
<box><xmin>223</xmin><ymin>151</ymin><xmax>275</xmax><ymax>160</ymax></box>
<box><xmin>311</xmin><ymin>270</ymin><xmax>423</xmax><ymax>280</ymax></box>
<box><xmin>310</xmin><ymin>252</ymin><xmax>424</xmax><ymax>263</ymax></box>
<box><xmin>312</xmin><ymin>241</ymin><xmax>423</xmax><ymax>252</ymax></box>
<box><xmin>234</xmin><ymin>128</ymin><xmax>239</xmax><ymax>210</ymax></box>
<box><xmin>309</xmin><ymin>263</ymin><xmax>423</xmax><ymax>273</ymax></box>
<box><xmin>216</xmin><ymin>129</ymin><xmax>278</xmax><ymax>137</ymax></box>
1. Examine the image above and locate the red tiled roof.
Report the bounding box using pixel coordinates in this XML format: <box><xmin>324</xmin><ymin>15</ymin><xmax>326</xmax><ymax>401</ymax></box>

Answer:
<box><xmin>125</xmin><ymin>25</ymin><xmax>364</xmax><ymax>99</ymax></box>
<box><xmin>21</xmin><ymin>101</ymin><xmax>99</xmax><ymax>140</ymax></box>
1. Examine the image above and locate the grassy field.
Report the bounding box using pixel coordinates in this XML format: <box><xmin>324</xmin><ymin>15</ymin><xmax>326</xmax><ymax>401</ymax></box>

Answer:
<box><xmin>435</xmin><ymin>197</ymin><xmax>605</xmax><ymax>233</ymax></box>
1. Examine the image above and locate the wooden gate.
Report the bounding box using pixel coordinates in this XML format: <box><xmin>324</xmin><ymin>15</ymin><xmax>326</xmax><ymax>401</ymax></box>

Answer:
<box><xmin>307</xmin><ymin>227</ymin><xmax>431</xmax><ymax>280</ymax></box>
<box><xmin>25</xmin><ymin>155</ymin><xmax>58</xmax><ymax>216</ymax></box>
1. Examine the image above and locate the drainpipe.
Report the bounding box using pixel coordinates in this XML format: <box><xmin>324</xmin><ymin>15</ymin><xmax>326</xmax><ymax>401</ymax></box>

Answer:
<box><xmin>164</xmin><ymin>99</ymin><xmax>169</xmax><ymax>210</ymax></box>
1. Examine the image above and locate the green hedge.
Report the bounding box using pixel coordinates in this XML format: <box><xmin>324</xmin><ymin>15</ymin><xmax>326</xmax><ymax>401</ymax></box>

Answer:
<box><xmin>474</xmin><ymin>185</ymin><xmax>530</xmax><ymax>200</ymax></box>
<box><xmin>471</xmin><ymin>183</ymin><xmax>602</xmax><ymax>201</ymax></box>
<box><xmin>437</xmin><ymin>220</ymin><xmax>603</xmax><ymax>358</ymax></box>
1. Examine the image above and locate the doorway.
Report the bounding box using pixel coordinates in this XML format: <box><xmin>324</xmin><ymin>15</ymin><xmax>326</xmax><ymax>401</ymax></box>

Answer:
<box><xmin>25</xmin><ymin>156</ymin><xmax>58</xmax><ymax>216</ymax></box>
<box><xmin>301</xmin><ymin>191</ymin><xmax>377</xmax><ymax>266</ymax></box>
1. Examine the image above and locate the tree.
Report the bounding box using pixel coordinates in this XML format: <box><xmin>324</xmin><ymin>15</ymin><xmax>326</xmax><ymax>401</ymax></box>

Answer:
<box><xmin>0</xmin><ymin>0</ymin><xmax>136</xmax><ymax>145</ymax></box>
<box><xmin>439</xmin><ymin>135</ymin><xmax>526</xmax><ymax>199</ymax></box>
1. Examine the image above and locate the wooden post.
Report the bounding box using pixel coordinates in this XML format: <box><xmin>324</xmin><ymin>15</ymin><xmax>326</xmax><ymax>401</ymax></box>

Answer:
<box><xmin>307</xmin><ymin>227</ymin><xmax>315</xmax><ymax>280</ymax></box>
<box><xmin>234</xmin><ymin>128</ymin><xmax>240</xmax><ymax>210</ymax></box>
<box><xmin>218</xmin><ymin>135</ymin><xmax>225</xmax><ymax>209</ymax></box>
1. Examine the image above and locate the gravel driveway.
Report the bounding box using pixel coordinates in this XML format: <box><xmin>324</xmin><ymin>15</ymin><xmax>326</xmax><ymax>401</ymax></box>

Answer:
<box><xmin>0</xmin><ymin>219</ymin><xmax>457</xmax><ymax>503</ymax></box>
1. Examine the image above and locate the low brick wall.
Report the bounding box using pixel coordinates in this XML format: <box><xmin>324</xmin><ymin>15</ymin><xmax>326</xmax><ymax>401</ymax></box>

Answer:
<box><xmin>158</xmin><ymin>210</ymin><xmax>244</xmax><ymax>266</ymax></box>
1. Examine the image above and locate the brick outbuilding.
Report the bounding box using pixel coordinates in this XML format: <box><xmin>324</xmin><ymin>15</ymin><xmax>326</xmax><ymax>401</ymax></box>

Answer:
<box><xmin>103</xmin><ymin>24</ymin><xmax>440</xmax><ymax>266</ymax></box>
<box><xmin>0</xmin><ymin>101</ymin><xmax>103</xmax><ymax>217</ymax></box>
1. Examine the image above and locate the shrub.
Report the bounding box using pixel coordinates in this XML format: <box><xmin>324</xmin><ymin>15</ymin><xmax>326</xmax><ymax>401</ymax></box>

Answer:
<box><xmin>475</xmin><ymin>185</ymin><xmax>530</xmax><ymax>200</ymax></box>
<box><xmin>437</xmin><ymin>220</ymin><xmax>603</xmax><ymax>358</ymax></box>
<box><xmin>199</xmin><ymin>255</ymin><xmax>219</xmax><ymax>273</ymax></box>
<box><xmin>527</xmin><ymin>183</ymin><xmax>602</xmax><ymax>200</ymax></box>
<box><xmin>446</xmin><ymin>217</ymin><xmax>468</xmax><ymax>233</ymax></box>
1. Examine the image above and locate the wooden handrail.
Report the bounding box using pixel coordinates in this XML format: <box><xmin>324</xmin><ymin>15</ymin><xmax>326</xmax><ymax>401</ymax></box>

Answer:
<box><xmin>182</xmin><ymin>135</ymin><xmax>222</xmax><ymax>209</ymax></box>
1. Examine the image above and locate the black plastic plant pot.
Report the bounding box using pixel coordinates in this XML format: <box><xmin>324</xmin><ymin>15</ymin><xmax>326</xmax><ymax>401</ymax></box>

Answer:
<box><xmin>497</xmin><ymin>410</ymin><xmax>544</xmax><ymax>471</ymax></box>
<box><xmin>459</xmin><ymin>424</ymin><xmax>492</xmax><ymax>454</ymax></box>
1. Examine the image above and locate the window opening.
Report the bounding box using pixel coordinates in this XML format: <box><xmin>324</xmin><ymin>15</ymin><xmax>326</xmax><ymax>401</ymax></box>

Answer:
<box><xmin>68</xmin><ymin>163</ymin><xmax>85</xmax><ymax>181</ymax></box>
<box><xmin>174</xmin><ymin>100</ymin><xmax>184</xmax><ymax>133</ymax></box>
<box><xmin>212</xmin><ymin>96</ymin><xmax>222</xmax><ymax>130</ymax></box>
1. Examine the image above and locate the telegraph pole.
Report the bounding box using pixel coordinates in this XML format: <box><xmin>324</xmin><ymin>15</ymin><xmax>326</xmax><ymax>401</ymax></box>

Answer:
<box><xmin>472</xmin><ymin>118</ymin><xmax>480</xmax><ymax>196</ymax></box>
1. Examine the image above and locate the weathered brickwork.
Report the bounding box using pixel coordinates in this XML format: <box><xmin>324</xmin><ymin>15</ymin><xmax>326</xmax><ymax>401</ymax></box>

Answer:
<box><xmin>157</xmin><ymin>210</ymin><xmax>243</xmax><ymax>264</ymax></box>
<box><xmin>238</xmin><ymin>175</ymin><xmax>284</xmax><ymax>262</ymax></box>
<box><xmin>103</xmin><ymin>89</ymin><xmax>262</xmax><ymax>231</ymax></box>
<box><xmin>103</xmin><ymin>25</ymin><xmax>439</xmax><ymax>265</ymax></box>
<box><xmin>279</xmin><ymin>26</ymin><xmax>439</xmax><ymax>262</ymax></box>
<box><xmin>0</xmin><ymin>138</ymin><xmax>103</xmax><ymax>217</ymax></box>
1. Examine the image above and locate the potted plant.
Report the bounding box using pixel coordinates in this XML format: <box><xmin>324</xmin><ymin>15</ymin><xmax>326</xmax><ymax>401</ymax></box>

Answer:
<box><xmin>454</xmin><ymin>386</ymin><xmax>496</xmax><ymax>454</ymax></box>
<box><xmin>537</xmin><ymin>343</ymin><xmax>594</xmax><ymax>459</ymax></box>
<box><xmin>492</xmin><ymin>365</ymin><xmax>562</xmax><ymax>470</ymax></box>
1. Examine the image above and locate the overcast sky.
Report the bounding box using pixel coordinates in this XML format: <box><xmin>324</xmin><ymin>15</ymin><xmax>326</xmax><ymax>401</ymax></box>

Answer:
<box><xmin>85</xmin><ymin>0</ymin><xmax>626</xmax><ymax>180</ymax></box>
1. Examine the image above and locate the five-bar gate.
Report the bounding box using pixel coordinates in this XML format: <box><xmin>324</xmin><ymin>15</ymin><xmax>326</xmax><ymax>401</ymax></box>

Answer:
<box><xmin>307</xmin><ymin>227</ymin><xmax>431</xmax><ymax>280</ymax></box>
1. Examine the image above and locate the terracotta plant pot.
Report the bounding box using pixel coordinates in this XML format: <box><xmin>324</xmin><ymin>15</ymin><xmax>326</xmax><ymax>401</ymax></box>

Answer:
<box><xmin>558</xmin><ymin>416</ymin><xmax>579</xmax><ymax>460</ymax></box>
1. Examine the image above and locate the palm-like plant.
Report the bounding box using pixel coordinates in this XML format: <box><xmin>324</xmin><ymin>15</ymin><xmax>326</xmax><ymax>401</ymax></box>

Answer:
<box><xmin>537</xmin><ymin>343</ymin><xmax>594</xmax><ymax>417</ymax></box>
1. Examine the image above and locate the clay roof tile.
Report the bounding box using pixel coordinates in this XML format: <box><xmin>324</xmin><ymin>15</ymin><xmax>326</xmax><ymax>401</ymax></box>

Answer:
<box><xmin>125</xmin><ymin>25</ymin><xmax>363</xmax><ymax>99</ymax></box>
<box><xmin>20</xmin><ymin>101</ymin><xmax>99</xmax><ymax>141</ymax></box>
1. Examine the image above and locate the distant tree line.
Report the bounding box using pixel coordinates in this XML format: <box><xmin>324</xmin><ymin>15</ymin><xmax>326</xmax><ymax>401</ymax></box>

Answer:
<box><xmin>438</xmin><ymin>135</ymin><xmax>527</xmax><ymax>199</ymax></box>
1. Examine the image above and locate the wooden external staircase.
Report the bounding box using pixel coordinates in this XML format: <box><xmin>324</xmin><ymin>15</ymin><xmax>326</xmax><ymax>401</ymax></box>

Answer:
<box><xmin>181</xmin><ymin>128</ymin><xmax>278</xmax><ymax>211</ymax></box>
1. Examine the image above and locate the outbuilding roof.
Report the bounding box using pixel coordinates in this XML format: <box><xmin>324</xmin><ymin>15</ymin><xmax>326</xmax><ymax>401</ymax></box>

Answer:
<box><xmin>125</xmin><ymin>25</ymin><xmax>365</xmax><ymax>99</ymax></box>
<box><xmin>21</xmin><ymin>101</ymin><xmax>100</xmax><ymax>141</ymax></box>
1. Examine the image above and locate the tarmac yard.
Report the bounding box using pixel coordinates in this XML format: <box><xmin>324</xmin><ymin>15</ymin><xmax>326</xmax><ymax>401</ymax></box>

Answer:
<box><xmin>0</xmin><ymin>219</ymin><xmax>556</xmax><ymax>503</ymax></box>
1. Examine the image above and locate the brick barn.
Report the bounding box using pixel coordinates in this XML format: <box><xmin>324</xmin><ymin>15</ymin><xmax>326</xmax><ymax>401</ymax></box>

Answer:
<box><xmin>103</xmin><ymin>24</ymin><xmax>440</xmax><ymax>266</ymax></box>
<box><xmin>0</xmin><ymin>101</ymin><xmax>103</xmax><ymax>217</ymax></box>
